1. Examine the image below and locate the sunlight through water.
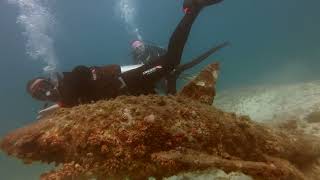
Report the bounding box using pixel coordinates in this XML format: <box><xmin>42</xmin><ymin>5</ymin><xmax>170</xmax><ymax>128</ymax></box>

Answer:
<box><xmin>8</xmin><ymin>0</ymin><xmax>58</xmax><ymax>74</ymax></box>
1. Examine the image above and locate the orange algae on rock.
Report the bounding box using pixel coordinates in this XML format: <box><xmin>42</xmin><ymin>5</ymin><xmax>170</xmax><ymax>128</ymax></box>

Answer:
<box><xmin>179</xmin><ymin>63</ymin><xmax>219</xmax><ymax>105</ymax></box>
<box><xmin>1</xmin><ymin>63</ymin><xmax>320</xmax><ymax>179</ymax></box>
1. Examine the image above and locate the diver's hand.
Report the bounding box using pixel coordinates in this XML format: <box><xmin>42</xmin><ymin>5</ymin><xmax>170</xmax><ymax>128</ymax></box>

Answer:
<box><xmin>37</xmin><ymin>104</ymin><xmax>60</xmax><ymax>120</ymax></box>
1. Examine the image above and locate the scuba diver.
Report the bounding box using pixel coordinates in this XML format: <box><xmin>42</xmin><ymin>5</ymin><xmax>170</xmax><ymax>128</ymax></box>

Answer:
<box><xmin>129</xmin><ymin>40</ymin><xmax>229</xmax><ymax>94</ymax></box>
<box><xmin>131</xmin><ymin>40</ymin><xmax>167</xmax><ymax>65</ymax></box>
<box><xmin>27</xmin><ymin>0</ymin><xmax>225</xmax><ymax>114</ymax></box>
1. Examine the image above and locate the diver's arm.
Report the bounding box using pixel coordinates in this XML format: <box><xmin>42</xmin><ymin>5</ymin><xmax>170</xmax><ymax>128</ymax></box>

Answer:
<box><xmin>39</xmin><ymin>104</ymin><xmax>60</xmax><ymax>114</ymax></box>
<box><xmin>37</xmin><ymin>104</ymin><xmax>60</xmax><ymax>119</ymax></box>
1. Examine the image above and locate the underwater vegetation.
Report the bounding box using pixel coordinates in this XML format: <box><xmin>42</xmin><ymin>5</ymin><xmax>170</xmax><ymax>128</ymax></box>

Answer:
<box><xmin>1</xmin><ymin>63</ymin><xmax>320</xmax><ymax>180</ymax></box>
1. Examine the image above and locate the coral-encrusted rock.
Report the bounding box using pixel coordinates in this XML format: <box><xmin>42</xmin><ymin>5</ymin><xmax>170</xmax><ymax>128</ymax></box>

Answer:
<box><xmin>1</xmin><ymin>63</ymin><xmax>320</xmax><ymax>180</ymax></box>
<box><xmin>179</xmin><ymin>63</ymin><xmax>219</xmax><ymax>105</ymax></box>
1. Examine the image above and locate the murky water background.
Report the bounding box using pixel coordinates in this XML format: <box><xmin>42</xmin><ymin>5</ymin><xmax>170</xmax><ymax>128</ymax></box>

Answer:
<box><xmin>1</xmin><ymin>0</ymin><xmax>320</xmax><ymax>179</ymax></box>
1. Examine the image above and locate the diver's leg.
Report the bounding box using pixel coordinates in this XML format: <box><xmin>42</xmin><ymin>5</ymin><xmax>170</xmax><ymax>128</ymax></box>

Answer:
<box><xmin>164</xmin><ymin>6</ymin><xmax>202</xmax><ymax>69</ymax></box>
<box><xmin>122</xmin><ymin>0</ymin><xmax>223</xmax><ymax>91</ymax></box>
<box><xmin>164</xmin><ymin>0</ymin><xmax>223</xmax><ymax>69</ymax></box>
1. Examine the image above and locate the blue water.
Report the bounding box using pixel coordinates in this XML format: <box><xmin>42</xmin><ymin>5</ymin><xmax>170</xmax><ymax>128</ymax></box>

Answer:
<box><xmin>0</xmin><ymin>0</ymin><xmax>320</xmax><ymax>179</ymax></box>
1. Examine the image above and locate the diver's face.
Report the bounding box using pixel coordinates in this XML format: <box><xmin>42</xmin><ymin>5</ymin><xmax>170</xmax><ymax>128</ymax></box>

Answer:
<box><xmin>135</xmin><ymin>44</ymin><xmax>145</xmax><ymax>53</ymax></box>
<box><xmin>132</xmin><ymin>40</ymin><xmax>145</xmax><ymax>53</ymax></box>
<box><xmin>30</xmin><ymin>79</ymin><xmax>60</xmax><ymax>102</ymax></box>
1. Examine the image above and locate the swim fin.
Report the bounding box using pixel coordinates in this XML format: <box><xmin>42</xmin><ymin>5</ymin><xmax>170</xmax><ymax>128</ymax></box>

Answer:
<box><xmin>165</xmin><ymin>41</ymin><xmax>230</xmax><ymax>94</ymax></box>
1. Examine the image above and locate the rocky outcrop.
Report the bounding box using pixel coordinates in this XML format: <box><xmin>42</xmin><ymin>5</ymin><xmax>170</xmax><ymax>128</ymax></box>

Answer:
<box><xmin>1</xmin><ymin>63</ymin><xmax>320</xmax><ymax>179</ymax></box>
<box><xmin>179</xmin><ymin>63</ymin><xmax>219</xmax><ymax>105</ymax></box>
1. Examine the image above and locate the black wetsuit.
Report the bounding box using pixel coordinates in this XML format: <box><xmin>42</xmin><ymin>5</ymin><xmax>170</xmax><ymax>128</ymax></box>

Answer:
<box><xmin>57</xmin><ymin>65</ymin><xmax>124</xmax><ymax>107</ymax></box>
<box><xmin>58</xmin><ymin>7</ymin><xmax>202</xmax><ymax>107</ymax></box>
<box><xmin>132</xmin><ymin>44</ymin><xmax>167</xmax><ymax>65</ymax></box>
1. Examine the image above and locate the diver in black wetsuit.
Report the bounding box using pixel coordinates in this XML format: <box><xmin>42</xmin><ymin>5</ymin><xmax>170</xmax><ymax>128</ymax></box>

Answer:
<box><xmin>26</xmin><ymin>0</ymin><xmax>224</xmax><ymax>110</ymax></box>
<box><xmin>131</xmin><ymin>40</ymin><xmax>167</xmax><ymax>65</ymax></box>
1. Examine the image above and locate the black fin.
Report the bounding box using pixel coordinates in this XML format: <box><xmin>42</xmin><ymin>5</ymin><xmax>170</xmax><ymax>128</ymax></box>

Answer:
<box><xmin>176</xmin><ymin>41</ymin><xmax>230</xmax><ymax>73</ymax></box>
<box><xmin>165</xmin><ymin>41</ymin><xmax>230</xmax><ymax>94</ymax></box>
